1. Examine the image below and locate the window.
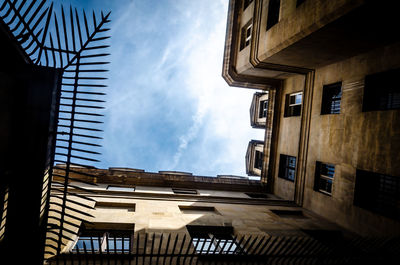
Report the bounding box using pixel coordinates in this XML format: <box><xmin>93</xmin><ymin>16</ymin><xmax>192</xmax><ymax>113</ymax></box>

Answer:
<box><xmin>172</xmin><ymin>188</ymin><xmax>197</xmax><ymax>195</ymax></box>
<box><xmin>321</xmin><ymin>82</ymin><xmax>342</xmax><ymax>115</ymax></box>
<box><xmin>314</xmin><ymin>162</ymin><xmax>335</xmax><ymax>195</ymax></box>
<box><xmin>106</xmin><ymin>185</ymin><xmax>135</xmax><ymax>192</ymax></box>
<box><xmin>186</xmin><ymin>226</ymin><xmax>241</xmax><ymax>254</ymax></box>
<box><xmin>245</xmin><ymin>192</ymin><xmax>268</xmax><ymax>199</ymax></box>
<box><xmin>243</xmin><ymin>0</ymin><xmax>253</xmax><ymax>10</ymax></box>
<box><xmin>240</xmin><ymin>20</ymin><xmax>252</xmax><ymax>50</ymax></box>
<box><xmin>72</xmin><ymin>230</ymin><xmax>132</xmax><ymax>254</ymax></box>
<box><xmin>270</xmin><ymin>209</ymin><xmax>306</xmax><ymax>219</ymax></box>
<box><xmin>284</xmin><ymin>92</ymin><xmax>302</xmax><ymax>117</ymax></box>
<box><xmin>95</xmin><ymin>201</ymin><xmax>136</xmax><ymax>212</ymax></box>
<box><xmin>266</xmin><ymin>0</ymin><xmax>280</xmax><ymax>30</ymax></box>
<box><xmin>354</xmin><ymin>169</ymin><xmax>400</xmax><ymax>220</ymax></box>
<box><xmin>254</xmin><ymin>150</ymin><xmax>263</xmax><ymax>170</ymax></box>
<box><xmin>278</xmin><ymin>155</ymin><xmax>296</xmax><ymax>182</ymax></box>
<box><xmin>179</xmin><ymin>205</ymin><xmax>218</xmax><ymax>214</ymax></box>
<box><xmin>259</xmin><ymin>99</ymin><xmax>268</xmax><ymax>118</ymax></box>
<box><xmin>296</xmin><ymin>0</ymin><xmax>306</xmax><ymax>7</ymax></box>
<box><xmin>362</xmin><ymin>68</ymin><xmax>400</xmax><ymax>111</ymax></box>
<box><xmin>72</xmin><ymin>223</ymin><xmax>134</xmax><ymax>254</ymax></box>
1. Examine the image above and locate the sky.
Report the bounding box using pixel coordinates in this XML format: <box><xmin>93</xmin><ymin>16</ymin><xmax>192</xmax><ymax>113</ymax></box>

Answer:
<box><xmin>58</xmin><ymin>0</ymin><xmax>265</xmax><ymax>177</ymax></box>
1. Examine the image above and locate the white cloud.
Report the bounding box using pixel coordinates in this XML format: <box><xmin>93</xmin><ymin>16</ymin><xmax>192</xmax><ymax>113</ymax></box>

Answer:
<box><xmin>100</xmin><ymin>0</ymin><xmax>265</xmax><ymax>176</ymax></box>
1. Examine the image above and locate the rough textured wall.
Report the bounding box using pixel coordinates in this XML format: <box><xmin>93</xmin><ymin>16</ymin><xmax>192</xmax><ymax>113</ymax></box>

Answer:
<box><xmin>303</xmin><ymin>42</ymin><xmax>400</xmax><ymax>236</ymax></box>
<box><xmin>273</xmin><ymin>74</ymin><xmax>305</xmax><ymax>200</ymax></box>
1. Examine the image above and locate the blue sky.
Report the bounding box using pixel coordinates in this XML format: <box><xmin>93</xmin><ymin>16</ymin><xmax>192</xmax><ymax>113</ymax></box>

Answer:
<box><xmin>58</xmin><ymin>0</ymin><xmax>265</xmax><ymax>177</ymax></box>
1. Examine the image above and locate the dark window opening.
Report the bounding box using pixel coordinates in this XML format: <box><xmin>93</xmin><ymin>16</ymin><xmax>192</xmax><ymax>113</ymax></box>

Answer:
<box><xmin>179</xmin><ymin>205</ymin><xmax>218</xmax><ymax>214</ymax></box>
<box><xmin>284</xmin><ymin>92</ymin><xmax>302</xmax><ymax>117</ymax></box>
<box><xmin>186</xmin><ymin>226</ymin><xmax>241</xmax><ymax>254</ymax></box>
<box><xmin>245</xmin><ymin>192</ymin><xmax>269</xmax><ymax>199</ymax></box>
<box><xmin>254</xmin><ymin>150</ymin><xmax>263</xmax><ymax>170</ymax></box>
<box><xmin>362</xmin><ymin>68</ymin><xmax>400</xmax><ymax>111</ymax></box>
<box><xmin>243</xmin><ymin>0</ymin><xmax>254</xmax><ymax>10</ymax></box>
<box><xmin>95</xmin><ymin>202</ymin><xmax>136</xmax><ymax>212</ymax></box>
<box><xmin>278</xmin><ymin>154</ymin><xmax>296</xmax><ymax>182</ymax></box>
<box><xmin>314</xmin><ymin>162</ymin><xmax>335</xmax><ymax>195</ymax></box>
<box><xmin>321</xmin><ymin>82</ymin><xmax>342</xmax><ymax>115</ymax></box>
<box><xmin>240</xmin><ymin>20</ymin><xmax>252</xmax><ymax>50</ymax></box>
<box><xmin>296</xmin><ymin>0</ymin><xmax>306</xmax><ymax>7</ymax></box>
<box><xmin>259</xmin><ymin>99</ymin><xmax>268</xmax><ymax>118</ymax></box>
<box><xmin>270</xmin><ymin>209</ymin><xmax>306</xmax><ymax>219</ymax></box>
<box><xmin>266</xmin><ymin>0</ymin><xmax>280</xmax><ymax>30</ymax></box>
<box><xmin>354</xmin><ymin>169</ymin><xmax>400</xmax><ymax>220</ymax></box>
<box><xmin>172</xmin><ymin>188</ymin><xmax>198</xmax><ymax>195</ymax></box>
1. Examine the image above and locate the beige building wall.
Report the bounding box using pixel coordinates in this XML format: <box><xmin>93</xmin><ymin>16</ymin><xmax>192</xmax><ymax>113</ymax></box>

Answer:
<box><xmin>52</xmin><ymin>186</ymin><xmax>342</xmax><ymax>255</ymax></box>
<box><xmin>302</xmin><ymin>42</ymin><xmax>400</xmax><ymax>236</ymax></box>
<box><xmin>272</xmin><ymin>74</ymin><xmax>304</xmax><ymax>200</ymax></box>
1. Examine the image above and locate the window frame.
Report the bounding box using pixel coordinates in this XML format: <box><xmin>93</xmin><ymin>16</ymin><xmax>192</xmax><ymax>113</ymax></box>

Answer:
<box><xmin>258</xmin><ymin>99</ymin><xmax>268</xmax><ymax>119</ymax></box>
<box><xmin>362</xmin><ymin>68</ymin><xmax>400</xmax><ymax>112</ymax></box>
<box><xmin>314</xmin><ymin>162</ymin><xmax>335</xmax><ymax>196</ymax></box>
<box><xmin>172</xmin><ymin>188</ymin><xmax>198</xmax><ymax>195</ymax></box>
<box><xmin>106</xmin><ymin>185</ymin><xmax>136</xmax><ymax>192</ymax></box>
<box><xmin>266</xmin><ymin>0</ymin><xmax>281</xmax><ymax>30</ymax></box>
<box><xmin>321</xmin><ymin>82</ymin><xmax>342</xmax><ymax>115</ymax></box>
<box><xmin>72</xmin><ymin>229</ymin><xmax>133</xmax><ymax>254</ymax></box>
<box><xmin>284</xmin><ymin>92</ymin><xmax>302</xmax><ymax>117</ymax></box>
<box><xmin>354</xmin><ymin>169</ymin><xmax>400</xmax><ymax>220</ymax></box>
<box><xmin>186</xmin><ymin>226</ymin><xmax>242</xmax><ymax>255</ymax></box>
<box><xmin>240</xmin><ymin>20</ymin><xmax>252</xmax><ymax>51</ymax></box>
<box><xmin>278</xmin><ymin>154</ymin><xmax>296</xmax><ymax>182</ymax></box>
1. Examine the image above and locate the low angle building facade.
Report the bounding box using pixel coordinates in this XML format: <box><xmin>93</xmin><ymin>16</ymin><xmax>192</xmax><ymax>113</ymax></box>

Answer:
<box><xmin>0</xmin><ymin>0</ymin><xmax>399</xmax><ymax>264</ymax></box>
<box><xmin>223</xmin><ymin>0</ymin><xmax>400</xmax><ymax>237</ymax></box>
<box><xmin>45</xmin><ymin>167</ymin><xmax>398</xmax><ymax>264</ymax></box>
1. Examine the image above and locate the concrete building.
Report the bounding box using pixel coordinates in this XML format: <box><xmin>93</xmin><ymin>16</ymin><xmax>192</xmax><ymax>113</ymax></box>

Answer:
<box><xmin>223</xmin><ymin>0</ymin><xmax>400</xmax><ymax>237</ymax></box>
<box><xmin>44</xmin><ymin>167</ymin><xmax>398</xmax><ymax>264</ymax></box>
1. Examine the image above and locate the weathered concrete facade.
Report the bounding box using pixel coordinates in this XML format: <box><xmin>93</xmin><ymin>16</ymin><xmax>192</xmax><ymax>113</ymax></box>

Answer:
<box><xmin>223</xmin><ymin>0</ymin><xmax>400</xmax><ymax>237</ymax></box>
<box><xmin>46</xmin><ymin>168</ymin><xmax>357</xmax><ymax>264</ymax></box>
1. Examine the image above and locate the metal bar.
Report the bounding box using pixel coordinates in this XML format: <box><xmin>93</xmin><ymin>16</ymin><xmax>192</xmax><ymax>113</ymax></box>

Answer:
<box><xmin>59</xmin><ymin>110</ymin><xmax>104</xmax><ymax>117</ymax></box>
<box><xmin>238</xmin><ymin>235</ymin><xmax>253</xmax><ymax>255</ymax></box>
<box><xmin>64</xmin><ymin>69</ymin><xmax>109</xmax><ymax>72</ymax></box>
<box><xmin>261</xmin><ymin>236</ymin><xmax>278</xmax><ymax>255</ymax></box>
<box><xmin>75</xmin><ymin>8</ymin><xmax>83</xmax><ymax>47</ymax></box>
<box><xmin>70</xmin><ymin>5</ymin><xmax>76</xmax><ymax>52</ymax></box>
<box><xmin>62</xmin><ymin>83</ymin><xmax>107</xmax><ymax>87</ymax></box>
<box><xmin>177</xmin><ymin>234</ymin><xmax>187</xmax><ymax>265</ymax></box>
<box><xmin>61</xmin><ymin>5</ymin><xmax>70</xmax><ymax>62</ymax></box>
<box><xmin>92</xmin><ymin>36</ymin><xmax>111</xmax><ymax>42</ymax></box>
<box><xmin>61</xmin><ymin>97</ymin><xmax>106</xmax><ymax>103</ymax></box>
<box><xmin>165</xmin><ymin>233</ymin><xmax>172</xmax><ymax>261</ymax></box>
<box><xmin>83</xmin><ymin>9</ymin><xmax>90</xmax><ymax>39</ymax></box>
<box><xmin>246</xmin><ymin>236</ymin><xmax>259</xmax><ymax>254</ymax></box>
<box><xmin>54</xmin><ymin>13</ymin><xmax>63</xmax><ymax>67</ymax></box>
<box><xmin>156</xmin><ymin>233</ymin><xmax>163</xmax><ymax>265</ymax></box>
<box><xmin>80</xmin><ymin>53</ymin><xmax>110</xmax><ymax>59</ymax></box>
<box><xmin>49</xmin><ymin>33</ymin><xmax>57</xmax><ymax>67</ymax></box>
<box><xmin>249</xmin><ymin>236</ymin><xmax>266</xmax><ymax>255</ymax></box>
<box><xmin>70</xmin><ymin>61</ymin><xmax>110</xmax><ymax>66</ymax></box>
<box><xmin>170</xmin><ymin>234</ymin><xmax>179</xmax><ymax>265</ymax></box>
<box><xmin>136</xmin><ymin>233</ymin><xmax>140</xmax><ymax>265</ymax></box>
<box><xmin>6</xmin><ymin>0</ymin><xmax>25</xmax><ymax>28</ymax></box>
<box><xmin>149</xmin><ymin>233</ymin><xmax>155</xmax><ymax>265</ymax></box>
<box><xmin>58</xmin><ymin>124</ymin><xmax>103</xmax><ymax>131</ymax></box>
<box><xmin>56</xmin><ymin>145</ymin><xmax>102</xmax><ymax>154</ymax></box>
<box><xmin>55</xmin><ymin>152</ymin><xmax>101</xmax><ymax>162</ymax></box>
<box><xmin>63</xmin><ymin>76</ymin><xmax>108</xmax><ymax>80</ymax></box>
<box><xmin>59</xmin><ymin>104</ymin><xmax>105</xmax><ymax>110</ymax></box>
<box><xmin>182</xmin><ymin>237</ymin><xmax>193</xmax><ymax>265</ymax></box>
<box><xmin>143</xmin><ymin>233</ymin><xmax>148</xmax><ymax>265</ymax></box>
